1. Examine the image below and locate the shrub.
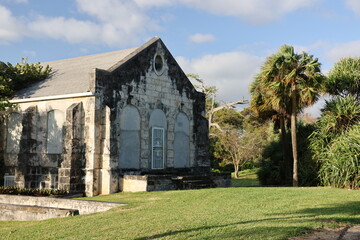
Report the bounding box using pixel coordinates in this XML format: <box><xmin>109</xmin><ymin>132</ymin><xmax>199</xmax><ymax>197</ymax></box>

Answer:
<box><xmin>258</xmin><ymin>123</ymin><xmax>319</xmax><ymax>186</ymax></box>
<box><xmin>0</xmin><ymin>186</ymin><xmax>68</xmax><ymax>196</ymax></box>
<box><xmin>313</xmin><ymin>124</ymin><xmax>360</xmax><ymax>188</ymax></box>
<box><xmin>310</xmin><ymin>96</ymin><xmax>360</xmax><ymax>189</ymax></box>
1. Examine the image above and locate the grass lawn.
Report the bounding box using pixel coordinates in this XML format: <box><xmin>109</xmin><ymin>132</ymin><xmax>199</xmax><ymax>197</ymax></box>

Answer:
<box><xmin>1</xmin><ymin>176</ymin><xmax>360</xmax><ymax>239</ymax></box>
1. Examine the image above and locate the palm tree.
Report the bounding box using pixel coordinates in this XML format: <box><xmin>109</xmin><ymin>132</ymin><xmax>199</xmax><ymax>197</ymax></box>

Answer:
<box><xmin>250</xmin><ymin>66</ymin><xmax>291</xmax><ymax>180</ymax></box>
<box><xmin>253</xmin><ymin>45</ymin><xmax>323</xmax><ymax>186</ymax></box>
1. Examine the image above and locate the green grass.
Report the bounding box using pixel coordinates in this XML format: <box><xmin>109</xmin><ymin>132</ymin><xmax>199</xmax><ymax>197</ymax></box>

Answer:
<box><xmin>232</xmin><ymin>169</ymin><xmax>261</xmax><ymax>187</ymax></box>
<box><xmin>1</xmin><ymin>185</ymin><xmax>360</xmax><ymax>239</ymax></box>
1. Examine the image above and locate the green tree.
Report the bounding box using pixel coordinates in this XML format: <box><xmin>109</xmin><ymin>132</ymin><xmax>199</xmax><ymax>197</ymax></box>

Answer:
<box><xmin>252</xmin><ymin>45</ymin><xmax>324</xmax><ymax>186</ymax></box>
<box><xmin>310</xmin><ymin>98</ymin><xmax>360</xmax><ymax>188</ymax></box>
<box><xmin>0</xmin><ymin>58</ymin><xmax>51</xmax><ymax>110</ymax></box>
<box><xmin>309</xmin><ymin>57</ymin><xmax>360</xmax><ymax>189</ymax></box>
<box><xmin>250</xmin><ymin>65</ymin><xmax>291</xmax><ymax>181</ymax></box>
<box><xmin>326</xmin><ymin>57</ymin><xmax>360</xmax><ymax>100</ymax></box>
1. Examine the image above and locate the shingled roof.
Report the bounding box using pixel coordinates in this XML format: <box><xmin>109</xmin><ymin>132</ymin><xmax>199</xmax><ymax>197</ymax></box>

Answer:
<box><xmin>13</xmin><ymin>37</ymin><xmax>160</xmax><ymax>99</ymax></box>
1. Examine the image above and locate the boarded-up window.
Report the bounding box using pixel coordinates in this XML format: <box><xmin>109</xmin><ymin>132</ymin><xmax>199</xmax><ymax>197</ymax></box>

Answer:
<box><xmin>174</xmin><ymin>112</ymin><xmax>190</xmax><ymax>168</ymax></box>
<box><xmin>119</xmin><ymin>105</ymin><xmax>140</xmax><ymax>169</ymax></box>
<box><xmin>47</xmin><ymin>110</ymin><xmax>64</xmax><ymax>154</ymax></box>
<box><xmin>6</xmin><ymin>112</ymin><xmax>22</xmax><ymax>154</ymax></box>
<box><xmin>149</xmin><ymin>109</ymin><xmax>167</xmax><ymax>169</ymax></box>
<box><xmin>51</xmin><ymin>174</ymin><xmax>58</xmax><ymax>189</ymax></box>
<box><xmin>152</xmin><ymin>127</ymin><xmax>164</xmax><ymax>169</ymax></box>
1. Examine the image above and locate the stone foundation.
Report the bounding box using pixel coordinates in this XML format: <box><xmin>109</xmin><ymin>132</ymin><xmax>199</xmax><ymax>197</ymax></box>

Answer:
<box><xmin>119</xmin><ymin>172</ymin><xmax>231</xmax><ymax>192</ymax></box>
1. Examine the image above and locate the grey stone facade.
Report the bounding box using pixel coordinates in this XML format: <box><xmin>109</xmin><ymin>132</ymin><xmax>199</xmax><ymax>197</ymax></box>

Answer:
<box><xmin>0</xmin><ymin>37</ymin><xmax>210</xmax><ymax>196</ymax></box>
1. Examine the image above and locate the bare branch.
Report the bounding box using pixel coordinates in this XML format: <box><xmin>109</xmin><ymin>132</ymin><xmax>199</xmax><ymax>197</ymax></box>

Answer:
<box><xmin>211</xmin><ymin>99</ymin><xmax>248</xmax><ymax>114</ymax></box>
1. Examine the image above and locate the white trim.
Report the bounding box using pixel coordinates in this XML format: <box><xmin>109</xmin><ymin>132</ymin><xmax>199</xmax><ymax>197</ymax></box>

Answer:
<box><xmin>10</xmin><ymin>92</ymin><xmax>95</xmax><ymax>103</ymax></box>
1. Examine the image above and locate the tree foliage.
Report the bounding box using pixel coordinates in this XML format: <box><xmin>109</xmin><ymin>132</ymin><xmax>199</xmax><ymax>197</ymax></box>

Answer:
<box><xmin>309</xmin><ymin>57</ymin><xmax>360</xmax><ymax>189</ymax></box>
<box><xmin>309</xmin><ymin>96</ymin><xmax>360</xmax><ymax>188</ymax></box>
<box><xmin>326</xmin><ymin>57</ymin><xmax>360</xmax><ymax>100</ymax></box>
<box><xmin>258</xmin><ymin>122</ymin><xmax>318</xmax><ymax>186</ymax></box>
<box><xmin>188</xmin><ymin>74</ymin><xmax>270</xmax><ymax>174</ymax></box>
<box><xmin>0</xmin><ymin>58</ymin><xmax>51</xmax><ymax>110</ymax></box>
<box><xmin>251</xmin><ymin>45</ymin><xmax>324</xmax><ymax>186</ymax></box>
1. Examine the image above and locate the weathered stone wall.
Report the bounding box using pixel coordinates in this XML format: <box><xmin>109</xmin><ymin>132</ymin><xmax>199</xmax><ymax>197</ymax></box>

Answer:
<box><xmin>119</xmin><ymin>175</ymin><xmax>177</xmax><ymax>192</ymax></box>
<box><xmin>0</xmin><ymin>96</ymin><xmax>97</xmax><ymax>196</ymax></box>
<box><xmin>95</xmin><ymin>38</ymin><xmax>210</xmax><ymax>183</ymax></box>
<box><xmin>0</xmin><ymin>203</ymin><xmax>79</xmax><ymax>221</ymax></box>
<box><xmin>0</xmin><ymin>38</ymin><xmax>210</xmax><ymax>196</ymax></box>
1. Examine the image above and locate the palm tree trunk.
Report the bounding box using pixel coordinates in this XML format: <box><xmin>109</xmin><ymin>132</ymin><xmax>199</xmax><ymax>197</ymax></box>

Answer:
<box><xmin>291</xmin><ymin>85</ymin><xmax>299</xmax><ymax>187</ymax></box>
<box><xmin>280</xmin><ymin>116</ymin><xmax>290</xmax><ymax>183</ymax></box>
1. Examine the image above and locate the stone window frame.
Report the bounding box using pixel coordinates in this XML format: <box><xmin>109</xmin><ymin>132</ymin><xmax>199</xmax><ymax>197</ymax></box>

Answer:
<box><xmin>153</xmin><ymin>53</ymin><xmax>165</xmax><ymax>76</ymax></box>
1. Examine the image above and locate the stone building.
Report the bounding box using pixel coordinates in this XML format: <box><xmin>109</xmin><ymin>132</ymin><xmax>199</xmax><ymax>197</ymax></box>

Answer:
<box><xmin>0</xmin><ymin>37</ymin><xmax>218</xmax><ymax>196</ymax></box>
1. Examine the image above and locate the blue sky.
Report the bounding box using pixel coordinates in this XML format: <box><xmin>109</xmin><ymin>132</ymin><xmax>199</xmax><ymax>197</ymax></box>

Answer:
<box><xmin>1</xmin><ymin>0</ymin><xmax>360</xmax><ymax>114</ymax></box>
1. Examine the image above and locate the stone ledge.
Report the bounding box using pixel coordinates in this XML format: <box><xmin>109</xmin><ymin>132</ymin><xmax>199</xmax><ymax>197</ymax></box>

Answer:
<box><xmin>0</xmin><ymin>194</ymin><xmax>126</xmax><ymax>217</ymax></box>
<box><xmin>0</xmin><ymin>203</ymin><xmax>79</xmax><ymax>221</ymax></box>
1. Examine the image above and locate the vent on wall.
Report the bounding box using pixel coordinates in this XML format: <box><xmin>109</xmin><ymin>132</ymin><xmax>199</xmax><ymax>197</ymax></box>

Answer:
<box><xmin>4</xmin><ymin>174</ymin><xmax>15</xmax><ymax>187</ymax></box>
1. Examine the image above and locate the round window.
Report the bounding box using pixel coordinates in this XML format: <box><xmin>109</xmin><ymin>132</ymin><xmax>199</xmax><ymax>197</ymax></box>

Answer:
<box><xmin>154</xmin><ymin>54</ymin><xmax>165</xmax><ymax>75</ymax></box>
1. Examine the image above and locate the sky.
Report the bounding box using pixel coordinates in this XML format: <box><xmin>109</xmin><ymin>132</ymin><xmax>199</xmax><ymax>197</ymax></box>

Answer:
<box><xmin>1</xmin><ymin>0</ymin><xmax>360</xmax><ymax>115</ymax></box>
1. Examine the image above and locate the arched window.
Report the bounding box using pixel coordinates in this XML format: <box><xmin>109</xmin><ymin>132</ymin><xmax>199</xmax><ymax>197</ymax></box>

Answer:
<box><xmin>46</xmin><ymin>110</ymin><xmax>64</xmax><ymax>154</ymax></box>
<box><xmin>119</xmin><ymin>105</ymin><xmax>141</xmax><ymax>169</ymax></box>
<box><xmin>149</xmin><ymin>109</ymin><xmax>167</xmax><ymax>169</ymax></box>
<box><xmin>174</xmin><ymin>112</ymin><xmax>190</xmax><ymax>168</ymax></box>
<box><xmin>6</xmin><ymin>112</ymin><xmax>22</xmax><ymax>154</ymax></box>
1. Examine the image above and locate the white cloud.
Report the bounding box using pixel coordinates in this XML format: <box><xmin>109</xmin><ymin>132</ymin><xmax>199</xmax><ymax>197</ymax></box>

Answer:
<box><xmin>0</xmin><ymin>5</ymin><xmax>23</xmax><ymax>43</ymax></box>
<box><xmin>177</xmin><ymin>52</ymin><xmax>263</xmax><ymax>102</ymax></box>
<box><xmin>326</xmin><ymin>40</ymin><xmax>360</xmax><ymax>62</ymax></box>
<box><xmin>188</xmin><ymin>33</ymin><xmax>215</xmax><ymax>44</ymax></box>
<box><xmin>133</xmin><ymin>0</ymin><xmax>173</xmax><ymax>8</ymax></box>
<box><xmin>28</xmin><ymin>16</ymin><xmax>101</xmax><ymax>44</ymax></box>
<box><xmin>178</xmin><ymin>0</ymin><xmax>321</xmax><ymax>24</ymax></box>
<box><xmin>0</xmin><ymin>0</ymin><xmax>163</xmax><ymax>47</ymax></box>
<box><xmin>345</xmin><ymin>0</ymin><xmax>360</xmax><ymax>16</ymax></box>
<box><xmin>1</xmin><ymin>0</ymin><xmax>28</xmax><ymax>3</ymax></box>
<box><xmin>0</xmin><ymin>0</ymin><xmax>324</xmax><ymax>46</ymax></box>
<box><xmin>72</xmin><ymin>0</ymin><xmax>160</xmax><ymax>46</ymax></box>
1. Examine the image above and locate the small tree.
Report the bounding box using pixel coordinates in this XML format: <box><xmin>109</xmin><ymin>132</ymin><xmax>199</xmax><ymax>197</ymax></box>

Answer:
<box><xmin>0</xmin><ymin>58</ymin><xmax>51</xmax><ymax>110</ymax></box>
<box><xmin>218</xmin><ymin>128</ymin><xmax>246</xmax><ymax>178</ymax></box>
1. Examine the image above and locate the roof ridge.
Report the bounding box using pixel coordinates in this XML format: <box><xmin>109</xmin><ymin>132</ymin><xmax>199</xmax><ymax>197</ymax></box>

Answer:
<box><xmin>42</xmin><ymin>37</ymin><xmax>160</xmax><ymax>65</ymax></box>
<box><xmin>107</xmin><ymin>36</ymin><xmax>160</xmax><ymax>72</ymax></box>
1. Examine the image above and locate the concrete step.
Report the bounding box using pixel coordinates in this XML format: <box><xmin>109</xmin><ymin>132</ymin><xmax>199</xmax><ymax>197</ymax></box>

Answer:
<box><xmin>172</xmin><ymin>175</ymin><xmax>217</xmax><ymax>189</ymax></box>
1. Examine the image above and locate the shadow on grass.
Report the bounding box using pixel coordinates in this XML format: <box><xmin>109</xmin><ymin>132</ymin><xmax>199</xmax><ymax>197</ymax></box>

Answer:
<box><xmin>275</xmin><ymin>201</ymin><xmax>360</xmax><ymax>225</ymax></box>
<box><xmin>135</xmin><ymin>216</ymin><xmax>309</xmax><ymax>240</ymax></box>
<box><xmin>136</xmin><ymin>202</ymin><xmax>360</xmax><ymax>239</ymax></box>
<box><xmin>294</xmin><ymin>201</ymin><xmax>360</xmax><ymax>224</ymax></box>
